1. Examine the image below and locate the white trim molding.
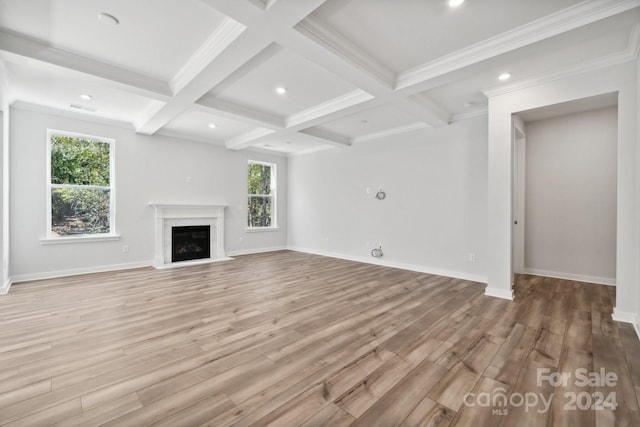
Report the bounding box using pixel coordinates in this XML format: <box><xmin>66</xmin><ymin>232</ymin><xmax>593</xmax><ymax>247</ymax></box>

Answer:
<box><xmin>10</xmin><ymin>261</ymin><xmax>152</xmax><ymax>284</ymax></box>
<box><xmin>524</xmin><ymin>269</ymin><xmax>616</xmax><ymax>286</ymax></box>
<box><xmin>612</xmin><ymin>309</ymin><xmax>640</xmax><ymax>339</ymax></box>
<box><xmin>352</xmin><ymin>122</ymin><xmax>429</xmax><ymax>144</ymax></box>
<box><xmin>227</xmin><ymin>246</ymin><xmax>287</xmax><ymax>257</ymax></box>
<box><xmin>286</xmin><ymin>90</ymin><xmax>374</xmax><ymax>129</ymax></box>
<box><xmin>484</xmin><ymin>287</ymin><xmax>515</xmax><ymax>301</ymax></box>
<box><xmin>169</xmin><ymin>17</ymin><xmax>246</xmax><ymax>94</ymax></box>
<box><xmin>397</xmin><ymin>0</ymin><xmax>640</xmax><ymax>92</ymax></box>
<box><xmin>0</xmin><ymin>279</ymin><xmax>11</xmax><ymax>295</ymax></box>
<box><xmin>288</xmin><ymin>246</ymin><xmax>488</xmax><ymax>284</ymax></box>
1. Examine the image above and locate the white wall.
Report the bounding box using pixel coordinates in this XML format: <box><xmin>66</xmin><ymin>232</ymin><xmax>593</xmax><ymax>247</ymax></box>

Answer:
<box><xmin>9</xmin><ymin>105</ymin><xmax>287</xmax><ymax>281</ymax></box>
<box><xmin>288</xmin><ymin>115</ymin><xmax>488</xmax><ymax>283</ymax></box>
<box><xmin>0</xmin><ymin>108</ymin><xmax>8</xmax><ymax>293</ymax></box>
<box><xmin>486</xmin><ymin>61</ymin><xmax>638</xmax><ymax>320</ymax></box>
<box><xmin>524</xmin><ymin>107</ymin><xmax>617</xmax><ymax>284</ymax></box>
<box><xmin>636</xmin><ymin>58</ymin><xmax>640</xmax><ymax>335</ymax></box>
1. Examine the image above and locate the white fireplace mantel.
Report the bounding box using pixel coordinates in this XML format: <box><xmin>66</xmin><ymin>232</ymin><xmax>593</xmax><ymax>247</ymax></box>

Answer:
<box><xmin>149</xmin><ymin>203</ymin><xmax>230</xmax><ymax>268</ymax></box>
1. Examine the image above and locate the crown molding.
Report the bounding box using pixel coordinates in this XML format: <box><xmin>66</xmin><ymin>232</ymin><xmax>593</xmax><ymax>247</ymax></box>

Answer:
<box><xmin>352</xmin><ymin>122</ymin><xmax>428</xmax><ymax>144</ymax></box>
<box><xmin>396</xmin><ymin>0</ymin><xmax>640</xmax><ymax>92</ymax></box>
<box><xmin>483</xmin><ymin>48</ymin><xmax>636</xmax><ymax>98</ymax></box>
<box><xmin>297</xmin><ymin>127</ymin><xmax>350</xmax><ymax>147</ymax></box>
<box><xmin>196</xmin><ymin>96</ymin><xmax>284</xmax><ymax>129</ymax></box>
<box><xmin>226</xmin><ymin>127</ymin><xmax>275</xmax><ymax>150</ymax></box>
<box><xmin>285</xmin><ymin>89</ymin><xmax>374</xmax><ymax>129</ymax></box>
<box><xmin>169</xmin><ymin>18</ymin><xmax>246</xmax><ymax>94</ymax></box>
<box><xmin>451</xmin><ymin>107</ymin><xmax>488</xmax><ymax>123</ymax></box>
<box><xmin>0</xmin><ymin>29</ymin><xmax>171</xmax><ymax>99</ymax></box>
<box><xmin>287</xmin><ymin>144</ymin><xmax>334</xmax><ymax>158</ymax></box>
<box><xmin>154</xmin><ymin>128</ymin><xmax>225</xmax><ymax>147</ymax></box>
<box><xmin>11</xmin><ymin>101</ymin><xmax>136</xmax><ymax>130</ymax></box>
<box><xmin>402</xmin><ymin>93</ymin><xmax>451</xmax><ymax>126</ymax></box>
<box><xmin>295</xmin><ymin>17</ymin><xmax>396</xmax><ymax>89</ymax></box>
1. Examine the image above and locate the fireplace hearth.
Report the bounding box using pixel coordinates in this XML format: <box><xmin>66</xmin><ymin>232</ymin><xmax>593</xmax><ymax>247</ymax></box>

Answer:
<box><xmin>171</xmin><ymin>225</ymin><xmax>210</xmax><ymax>263</ymax></box>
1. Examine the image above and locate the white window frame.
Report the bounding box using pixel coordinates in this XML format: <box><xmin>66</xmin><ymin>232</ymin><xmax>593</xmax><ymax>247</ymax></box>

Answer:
<box><xmin>45</xmin><ymin>129</ymin><xmax>117</xmax><ymax>242</ymax></box>
<box><xmin>247</xmin><ymin>160</ymin><xmax>277</xmax><ymax>231</ymax></box>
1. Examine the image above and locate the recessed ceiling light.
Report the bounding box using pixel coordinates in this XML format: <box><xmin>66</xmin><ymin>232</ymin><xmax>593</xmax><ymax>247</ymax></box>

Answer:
<box><xmin>80</xmin><ymin>94</ymin><xmax>92</xmax><ymax>100</ymax></box>
<box><xmin>448</xmin><ymin>0</ymin><xmax>465</xmax><ymax>7</ymax></box>
<box><xmin>275</xmin><ymin>87</ymin><xmax>287</xmax><ymax>95</ymax></box>
<box><xmin>97</xmin><ymin>12</ymin><xmax>120</xmax><ymax>26</ymax></box>
<box><xmin>464</xmin><ymin>102</ymin><xmax>474</xmax><ymax>108</ymax></box>
<box><xmin>208</xmin><ymin>123</ymin><xmax>217</xmax><ymax>129</ymax></box>
<box><xmin>498</xmin><ymin>72</ymin><xmax>512</xmax><ymax>81</ymax></box>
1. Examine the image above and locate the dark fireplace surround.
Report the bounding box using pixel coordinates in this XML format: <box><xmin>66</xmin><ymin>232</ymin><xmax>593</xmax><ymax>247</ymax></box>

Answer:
<box><xmin>171</xmin><ymin>225</ymin><xmax>211</xmax><ymax>263</ymax></box>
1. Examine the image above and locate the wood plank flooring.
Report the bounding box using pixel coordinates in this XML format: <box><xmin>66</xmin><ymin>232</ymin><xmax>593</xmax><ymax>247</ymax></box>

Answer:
<box><xmin>0</xmin><ymin>250</ymin><xmax>638</xmax><ymax>426</ymax></box>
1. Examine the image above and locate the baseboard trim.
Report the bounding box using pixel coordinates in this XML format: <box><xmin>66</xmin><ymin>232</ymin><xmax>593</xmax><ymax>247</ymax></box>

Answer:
<box><xmin>227</xmin><ymin>246</ymin><xmax>288</xmax><ymax>257</ymax></box>
<box><xmin>287</xmin><ymin>246</ymin><xmax>487</xmax><ymax>284</ymax></box>
<box><xmin>0</xmin><ymin>278</ymin><xmax>11</xmax><ymax>295</ymax></box>
<box><xmin>612</xmin><ymin>309</ymin><xmax>640</xmax><ymax>340</ymax></box>
<box><xmin>153</xmin><ymin>257</ymin><xmax>234</xmax><ymax>270</ymax></box>
<box><xmin>612</xmin><ymin>308</ymin><xmax>635</xmax><ymax>323</ymax></box>
<box><xmin>524</xmin><ymin>268</ymin><xmax>615</xmax><ymax>286</ymax></box>
<box><xmin>484</xmin><ymin>287</ymin><xmax>514</xmax><ymax>301</ymax></box>
<box><xmin>11</xmin><ymin>261</ymin><xmax>154</xmax><ymax>284</ymax></box>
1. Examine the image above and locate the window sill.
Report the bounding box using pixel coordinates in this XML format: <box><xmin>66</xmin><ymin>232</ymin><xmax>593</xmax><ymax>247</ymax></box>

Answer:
<box><xmin>40</xmin><ymin>234</ymin><xmax>121</xmax><ymax>245</ymax></box>
<box><xmin>245</xmin><ymin>227</ymin><xmax>280</xmax><ymax>233</ymax></box>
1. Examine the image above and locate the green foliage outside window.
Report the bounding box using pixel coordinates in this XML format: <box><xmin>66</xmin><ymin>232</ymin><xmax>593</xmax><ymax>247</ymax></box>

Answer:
<box><xmin>50</xmin><ymin>134</ymin><xmax>112</xmax><ymax>236</ymax></box>
<box><xmin>248</xmin><ymin>163</ymin><xmax>274</xmax><ymax>227</ymax></box>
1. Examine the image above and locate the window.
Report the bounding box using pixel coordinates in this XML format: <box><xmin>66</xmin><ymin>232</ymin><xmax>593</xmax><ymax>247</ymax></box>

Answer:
<box><xmin>47</xmin><ymin>130</ymin><xmax>115</xmax><ymax>238</ymax></box>
<box><xmin>247</xmin><ymin>161</ymin><xmax>276</xmax><ymax>228</ymax></box>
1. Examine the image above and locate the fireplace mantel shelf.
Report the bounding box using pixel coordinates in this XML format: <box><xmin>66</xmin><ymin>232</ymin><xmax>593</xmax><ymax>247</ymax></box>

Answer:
<box><xmin>150</xmin><ymin>203</ymin><xmax>230</xmax><ymax>268</ymax></box>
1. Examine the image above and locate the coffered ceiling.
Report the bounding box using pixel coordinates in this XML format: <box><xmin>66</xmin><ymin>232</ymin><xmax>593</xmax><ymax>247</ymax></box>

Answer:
<box><xmin>0</xmin><ymin>0</ymin><xmax>638</xmax><ymax>155</ymax></box>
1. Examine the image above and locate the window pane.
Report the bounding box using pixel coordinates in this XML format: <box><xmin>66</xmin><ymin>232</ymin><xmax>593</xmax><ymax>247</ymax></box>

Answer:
<box><xmin>51</xmin><ymin>188</ymin><xmax>110</xmax><ymax>236</ymax></box>
<box><xmin>248</xmin><ymin>163</ymin><xmax>271</xmax><ymax>195</ymax></box>
<box><xmin>247</xmin><ymin>196</ymin><xmax>272</xmax><ymax>227</ymax></box>
<box><xmin>51</xmin><ymin>135</ymin><xmax>110</xmax><ymax>186</ymax></box>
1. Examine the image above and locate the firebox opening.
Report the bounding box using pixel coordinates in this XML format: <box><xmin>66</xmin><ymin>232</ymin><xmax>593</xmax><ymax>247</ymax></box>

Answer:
<box><xmin>171</xmin><ymin>225</ymin><xmax>211</xmax><ymax>263</ymax></box>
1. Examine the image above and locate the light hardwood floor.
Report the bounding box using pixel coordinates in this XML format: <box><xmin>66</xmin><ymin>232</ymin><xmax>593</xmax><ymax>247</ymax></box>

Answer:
<box><xmin>0</xmin><ymin>251</ymin><xmax>638</xmax><ymax>426</ymax></box>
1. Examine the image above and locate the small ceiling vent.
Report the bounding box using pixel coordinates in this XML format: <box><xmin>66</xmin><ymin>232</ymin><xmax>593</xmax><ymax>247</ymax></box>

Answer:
<box><xmin>69</xmin><ymin>104</ymin><xmax>97</xmax><ymax>112</ymax></box>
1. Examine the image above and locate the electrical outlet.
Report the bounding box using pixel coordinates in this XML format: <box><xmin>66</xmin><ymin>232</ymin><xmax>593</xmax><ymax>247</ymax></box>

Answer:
<box><xmin>122</xmin><ymin>245</ymin><xmax>129</xmax><ymax>253</ymax></box>
<box><xmin>186</xmin><ymin>176</ymin><xmax>193</xmax><ymax>184</ymax></box>
<box><xmin>469</xmin><ymin>253</ymin><xmax>476</xmax><ymax>262</ymax></box>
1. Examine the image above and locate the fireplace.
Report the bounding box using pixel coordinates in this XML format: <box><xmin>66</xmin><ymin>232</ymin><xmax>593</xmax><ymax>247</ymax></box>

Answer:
<box><xmin>149</xmin><ymin>204</ymin><xmax>230</xmax><ymax>268</ymax></box>
<box><xmin>171</xmin><ymin>225</ymin><xmax>210</xmax><ymax>263</ymax></box>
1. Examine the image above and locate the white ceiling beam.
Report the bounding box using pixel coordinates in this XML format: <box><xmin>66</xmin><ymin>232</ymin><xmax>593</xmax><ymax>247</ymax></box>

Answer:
<box><xmin>225</xmin><ymin>128</ymin><xmax>276</xmax><ymax>150</ymax></box>
<box><xmin>168</xmin><ymin>17</ymin><xmax>246</xmax><ymax>95</ymax></box>
<box><xmin>296</xmin><ymin>127</ymin><xmax>350</xmax><ymax>148</ymax></box>
<box><xmin>135</xmin><ymin>28</ymin><xmax>269</xmax><ymax>134</ymax></box>
<box><xmin>395</xmin><ymin>0</ymin><xmax>640</xmax><ymax>95</ymax></box>
<box><xmin>137</xmin><ymin>0</ymin><xmax>330</xmax><ymax>136</ymax></box>
<box><xmin>226</xmin><ymin>125</ymin><xmax>349</xmax><ymax>151</ymax></box>
<box><xmin>285</xmin><ymin>89</ymin><xmax>375</xmax><ymax>129</ymax></box>
<box><xmin>284</xmin><ymin>18</ymin><xmax>450</xmax><ymax>127</ymax></box>
<box><xmin>0</xmin><ymin>30</ymin><xmax>171</xmax><ymax>101</ymax></box>
<box><xmin>195</xmin><ymin>96</ymin><xmax>284</xmax><ymax>129</ymax></box>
